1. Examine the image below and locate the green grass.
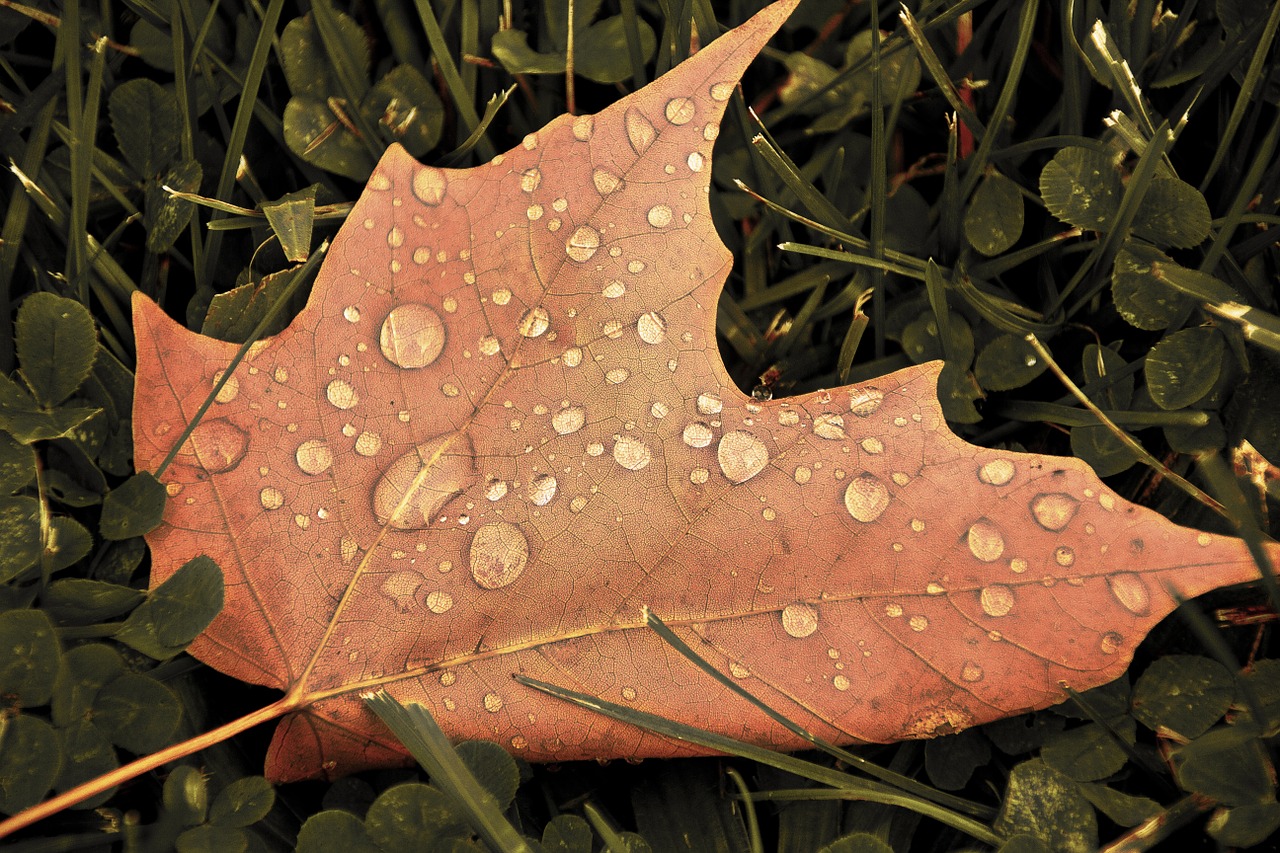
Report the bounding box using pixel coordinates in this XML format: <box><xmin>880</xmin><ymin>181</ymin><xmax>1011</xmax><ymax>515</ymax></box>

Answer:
<box><xmin>1</xmin><ymin>0</ymin><xmax>1279</xmax><ymax>850</ymax></box>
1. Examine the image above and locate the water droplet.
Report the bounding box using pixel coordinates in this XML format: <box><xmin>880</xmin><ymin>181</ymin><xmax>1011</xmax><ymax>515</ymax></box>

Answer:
<box><xmin>213</xmin><ymin>371</ymin><xmax>239</xmax><ymax>403</ymax></box>
<box><xmin>343</xmin><ymin>305</ymin><xmax>361</xmax><ymax>323</ymax></box>
<box><xmin>380</xmin><ymin>304</ymin><xmax>446</xmax><ymax>369</ymax></box>
<box><xmin>1030</xmin><ymin>493</ymin><xmax>1080</xmax><ymax>531</ymax></box>
<box><xmin>833</xmin><ymin>674</ymin><xmax>850</xmax><ymax>691</ymax></box>
<box><xmin>296</xmin><ymin>439</ymin><xmax>333</xmax><ymax>475</ymax></box>
<box><xmin>682</xmin><ymin>422</ymin><xmax>713</xmax><ymax>448</ymax></box>
<box><xmin>625</xmin><ymin>107</ymin><xmax>655</xmax><ymax>154</ymax></box>
<box><xmin>1100</xmin><ymin>631</ymin><xmax>1123</xmax><ymax>655</ymax></box>
<box><xmin>572</xmin><ymin>115</ymin><xmax>594</xmax><ymax>140</ymax></box>
<box><xmin>781</xmin><ymin>603</ymin><xmax>819</xmax><ymax>638</ymax></box>
<box><xmin>697</xmin><ymin>392</ymin><xmax>723</xmax><ymax>415</ymax></box>
<box><xmin>849</xmin><ymin>388</ymin><xmax>884</xmax><ymax>416</ymax></box>
<box><xmin>518</xmin><ymin>306</ymin><xmax>550</xmax><ymax>337</ymax></box>
<box><xmin>651</xmin><ymin>402</ymin><xmax>669</xmax><ymax>419</ymax></box>
<box><xmin>664</xmin><ymin>97</ymin><xmax>695</xmax><ymax>125</ymax></box>
<box><xmin>813</xmin><ymin>413</ymin><xmax>846</xmax><ymax>440</ymax></box>
<box><xmin>718</xmin><ymin>431</ymin><xmax>768</xmax><ymax>484</ymax></box>
<box><xmin>259</xmin><ymin>487</ymin><xmax>284</xmax><ymax>510</ymax></box>
<box><xmin>492</xmin><ymin>288</ymin><xmax>511</xmax><ymax>306</ymax></box>
<box><xmin>980</xmin><ymin>584</ymin><xmax>1015</xmax><ymax>617</ymax></box>
<box><xmin>860</xmin><ymin>437</ymin><xmax>884</xmax><ymax>455</ymax></box>
<box><xmin>1108</xmin><ymin>572</ymin><xmax>1150</xmax><ymax>615</ymax></box>
<box><xmin>690</xmin><ymin>467</ymin><xmax>709</xmax><ymax>484</ymax></box>
<box><xmin>794</xmin><ymin>466</ymin><xmax>811</xmax><ymax>484</ymax></box>
<box><xmin>687</xmin><ymin>152</ymin><xmax>705</xmax><ymax>173</ymax></box>
<box><xmin>483</xmin><ymin>692</ymin><xmax>503</xmax><ymax>713</ymax></box>
<box><xmin>566</xmin><ymin>226</ymin><xmax>600</xmax><ymax>262</ymax></box>
<box><xmin>470</xmin><ymin>521</ymin><xmax>529</xmax><ymax>589</ymax></box>
<box><xmin>1009</xmin><ymin>557</ymin><xmax>1028</xmax><ymax>573</ymax></box>
<box><xmin>479</xmin><ymin>335</ymin><xmax>500</xmax><ymax>356</ymax></box>
<box><xmin>602</xmin><ymin>280</ymin><xmax>626</xmax><ymax>299</ymax></box>
<box><xmin>526</xmin><ymin>474</ymin><xmax>557</xmax><ymax>506</ymax></box>
<box><xmin>520</xmin><ymin>168</ymin><xmax>541</xmax><ymax>192</ymax></box>
<box><xmin>961</xmin><ymin>662</ymin><xmax>984</xmax><ymax>682</ymax></box>
<box><xmin>710</xmin><ymin>81</ymin><xmax>734</xmax><ymax>101</ymax></box>
<box><xmin>186</xmin><ymin>419</ymin><xmax>249</xmax><ymax>473</ymax></box>
<box><xmin>485</xmin><ymin>480</ymin><xmax>508</xmax><ymax>501</ymax></box>
<box><xmin>355</xmin><ymin>431</ymin><xmax>382</xmax><ymax>456</ymax></box>
<box><xmin>373</xmin><ymin>433</ymin><xmax>474</xmax><ymax>529</ymax></box>
<box><xmin>326</xmin><ymin>379</ymin><xmax>359</xmax><ymax>410</ymax></box>
<box><xmin>412</xmin><ymin>166</ymin><xmax>447</xmax><ymax>205</ymax></box>
<box><xmin>909</xmin><ymin>615</ymin><xmax>929</xmax><ymax>632</ymax></box>
<box><xmin>613</xmin><ymin>436</ymin><xmax>652</xmax><ymax>470</ymax></box>
<box><xmin>968</xmin><ymin>520</ymin><xmax>1005</xmax><ymax>562</ymax></box>
<box><xmin>387</xmin><ymin>227</ymin><xmax>404</xmax><ymax>249</ymax></box>
<box><xmin>381</xmin><ymin>571</ymin><xmax>421</xmax><ymax>611</ymax></box>
<box><xmin>562</xmin><ymin>347</ymin><xmax>582</xmax><ymax>367</ymax></box>
<box><xmin>621</xmin><ymin>685</ymin><xmax>639</xmax><ymax>701</ymax></box>
<box><xmin>552</xmin><ymin>406</ymin><xmax>586</xmax><ymax>435</ymax></box>
<box><xmin>843</xmin><ymin>474</ymin><xmax>889</xmax><ymax>522</ymax></box>
<box><xmin>978</xmin><ymin>459</ymin><xmax>1016</xmax><ymax>486</ymax></box>
<box><xmin>1197</xmin><ymin>532</ymin><xmax>1213</xmax><ymax>546</ymax></box>
<box><xmin>637</xmin><ymin>311</ymin><xmax>667</xmax><ymax>344</ymax></box>
<box><xmin>647</xmin><ymin>204</ymin><xmax>673</xmax><ymax>228</ymax></box>
<box><xmin>592</xmin><ymin>169</ymin><xmax>623</xmax><ymax>195</ymax></box>
<box><xmin>1054</xmin><ymin>546</ymin><xmax>1076</xmax><ymax>567</ymax></box>
<box><xmin>1024</xmin><ymin>355</ymin><xmax>1038</xmax><ymax>367</ymax></box>
<box><xmin>606</xmin><ymin>368</ymin><xmax>630</xmax><ymax>385</ymax></box>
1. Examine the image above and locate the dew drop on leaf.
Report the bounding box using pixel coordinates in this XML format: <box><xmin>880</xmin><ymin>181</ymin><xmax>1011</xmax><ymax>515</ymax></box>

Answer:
<box><xmin>843</xmin><ymin>474</ymin><xmax>889</xmax><ymax>522</ymax></box>
<box><xmin>978</xmin><ymin>458</ymin><xmax>1016</xmax><ymax>486</ymax></box>
<box><xmin>781</xmin><ymin>603</ymin><xmax>818</xmax><ymax>638</ymax></box>
<box><xmin>296</xmin><ymin>439</ymin><xmax>333</xmax><ymax>475</ymax></box>
<box><xmin>718</xmin><ymin>430</ymin><xmax>768</xmax><ymax>484</ymax></box>
<box><xmin>379</xmin><ymin>304</ymin><xmax>446</xmax><ymax>369</ymax></box>
<box><xmin>980</xmin><ymin>584</ymin><xmax>1015</xmax><ymax>617</ymax></box>
<box><xmin>967</xmin><ymin>520</ymin><xmax>1005</xmax><ymax>562</ymax></box>
<box><xmin>470</xmin><ymin>522</ymin><xmax>529</xmax><ymax>590</ymax></box>
<box><xmin>1109</xmin><ymin>572</ymin><xmax>1151</xmax><ymax>615</ymax></box>
<box><xmin>1030</xmin><ymin>493</ymin><xmax>1080</xmax><ymax>531</ymax></box>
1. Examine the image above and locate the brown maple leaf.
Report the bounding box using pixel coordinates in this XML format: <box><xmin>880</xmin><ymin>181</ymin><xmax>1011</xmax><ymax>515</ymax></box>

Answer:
<box><xmin>132</xmin><ymin>0</ymin><xmax>1275</xmax><ymax>783</ymax></box>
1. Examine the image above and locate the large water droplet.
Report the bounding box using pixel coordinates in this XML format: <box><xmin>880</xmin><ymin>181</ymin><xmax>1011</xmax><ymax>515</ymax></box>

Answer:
<box><xmin>470</xmin><ymin>522</ymin><xmax>529</xmax><ymax>589</ymax></box>
<box><xmin>326</xmin><ymin>379</ymin><xmax>359</xmax><ymax>410</ymax></box>
<box><xmin>1030</xmin><ymin>493</ymin><xmax>1080</xmax><ymax>531</ymax></box>
<box><xmin>380</xmin><ymin>304</ymin><xmax>446</xmax><ymax>369</ymax></box>
<box><xmin>518</xmin><ymin>306</ymin><xmax>550</xmax><ymax>338</ymax></box>
<box><xmin>813</xmin><ymin>413</ymin><xmax>846</xmax><ymax>440</ymax></box>
<box><xmin>849</xmin><ymin>388</ymin><xmax>884</xmax><ymax>416</ymax></box>
<box><xmin>696</xmin><ymin>392</ymin><xmax>723</xmax><ymax>415</ymax></box>
<box><xmin>1108</xmin><ymin>572</ymin><xmax>1150</xmax><ymax>615</ymax></box>
<box><xmin>259</xmin><ymin>487</ymin><xmax>284</xmax><ymax>510</ymax></box>
<box><xmin>843</xmin><ymin>474</ymin><xmax>889</xmax><ymax>522</ymax></box>
<box><xmin>967</xmin><ymin>520</ymin><xmax>1005</xmax><ymax>562</ymax></box>
<box><xmin>412</xmin><ymin>166</ymin><xmax>448</xmax><ymax>205</ymax></box>
<box><xmin>296</xmin><ymin>439</ymin><xmax>333</xmax><ymax>475</ymax></box>
<box><xmin>187</xmin><ymin>418</ymin><xmax>249</xmax><ymax>473</ymax></box>
<box><xmin>625</xmin><ymin>107</ymin><xmax>655</xmax><ymax>154</ymax></box>
<box><xmin>665</xmin><ymin>97</ymin><xmax>695</xmax><ymax>125</ymax></box>
<box><xmin>682</xmin><ymin>422</ymin><xmax>713</xmax><ymax>448</ymax></box>
<box><xmin>979</xmin><ymin>584</ymin><xmax>1015</xmax><ymax>617</ymax></box>
<box><xmin>552</xmin><ymin>406</ymin><xmax>586</xmax><ymax>435</ymax></box>
<box><xmin>637</xmin><ymin>311</ymin><xmax>667</xmax><ymax>344</ymax></box>
<box><xmin>647</xmin><ymin>205</ymin><xmax>673</xmax><ymax>228</ymax></box>
<box><xmin>566</xmin><ymin>226</ymin><xmax>600</xmax><ymax>262</ymax></box>
<box><xmin>613</xmin><ymin>436</ymin><xmax>652</xmax><ymax>470</ymax></box>
<box><xmin>717</xmin><ymin>430</ymin><xmax>768</xmax><ymax>484</ymax></box>
<box><xmin>372</xmin><ymin>432</ymin><xmax>475</xmax><ymax>530</ymax></box>
<box><xmin>527</xmin><ymin>474</ymin><xmax>558</xmax><ymax>506</ymax></box>
<box><xmin>978</xmin><ymin>459</ymin><xmax>1016</xmax><ymax>486</ymax></box>
<box><xmin>592</xmin><ymin>169</ymin><xmax>623</xmax><ymax>195</ymax></box>
<box><xmin>781</xmin><ymin>603</ymin><xmax>819</xmax><ymax>638</ymax></box>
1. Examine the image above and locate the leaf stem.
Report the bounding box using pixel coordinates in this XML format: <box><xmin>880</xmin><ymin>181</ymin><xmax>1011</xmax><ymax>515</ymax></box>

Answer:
<box><xmin>0</xmin><ymin>695</ymin><xmax>299</xmax><ymax>839</ymax></box>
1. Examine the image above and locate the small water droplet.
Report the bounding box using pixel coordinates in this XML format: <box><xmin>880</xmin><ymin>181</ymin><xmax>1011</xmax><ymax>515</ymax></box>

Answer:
<box><xmin>1054</xmin><ymin>546</ymin><xmax>1076</xmax><ymax>567</ymax></box>
<box><xmin>483</xmin><ymin>692</ymin><xmax>503</xmax><ymax>712</ymax></box>
<box><xmin>1108</xmin><ymin>572</ymin><xmax>1150</xmax><ymax>615</ymax></box>
<box><xmin>961</xmin><ymin>662</ymin><xmax>984</xmax><ymax>682</ymax></box>
<box><xmin>296</xmin><ymin>439</ymin><xmax>333</xmax><ymax>475</ymax></box>
<box><xmin>187</xmin><ymin>419</ymin><xmax>249</xmax><ymax>473</ymax></box>
<box><xmin>552</xmin><ymin>406</ymin><xmax>586</xmax><ymax>435</ymax></box>
<box><xmin>373</xmin><ymin>433</ymin><xmax>474</xmax><ymax>529</ymax></box>
<box><xmin>1100</xmin><ymin>631</ymin><xmax>1123</xmax><ymax>655</ymax></box>
<box><xmin>710</xmin><ymin>81</ymin><xmax>735</xmax><ymax>101</ymax></box>
<box><xmin>751</xmin><ymin>384</ymin><xmax>772</xmax><ymax>402</ymax></box>
<box><xmin>980</xmin><ymin>584</ymin><xmax>1015</xmax><ymax>617</ymax></box>
<box><xmin>647</xmin><ymin>205</ymin><xmax>673</xmax><ymax>228</ymax></box>
<box><xmin>259</xmin><ymin>487</ymin><xmax>284</xmax><ymax>510</ymax></box>
<box><xmin>566</xmin><ymin>226</ymin><xmax>600</xmax><ymax>262</ymax></box>
<box><xmin>664</xmin><ymin>97</ymin><xmax>695</xmax><ymax>125</ymax></box>
<box><xmin>412</xmin><ymin>166</ymin><xmax>448</xmax><ymax>205</ymax></box>
<box><xmin>833</xmin><ymin>674</ymin><xmax>850</xmax><ymax>691</ymax></box>
<box><xmin>697</xmin><ymin>392</ymin><xmax>723</xmax><ymax>415</ymax></box>
<box><xmin>690</xmin><ymin>467</ymin><xmax>709</xmax><ymax>484</ymax></box>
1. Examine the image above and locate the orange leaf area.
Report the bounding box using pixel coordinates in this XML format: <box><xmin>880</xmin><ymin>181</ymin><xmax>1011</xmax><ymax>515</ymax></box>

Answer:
<box><xmin>132</xmin><ymin>0</ymin><xmax>1275</xmax><ymax>782</ymax></box>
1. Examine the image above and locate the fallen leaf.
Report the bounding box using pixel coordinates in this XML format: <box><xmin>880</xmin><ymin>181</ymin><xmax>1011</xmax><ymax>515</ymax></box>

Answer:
<box><xmin>133</xmin><ymin>0</ymin><xmax>1276</xmax><ymax>782</ymax></box>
